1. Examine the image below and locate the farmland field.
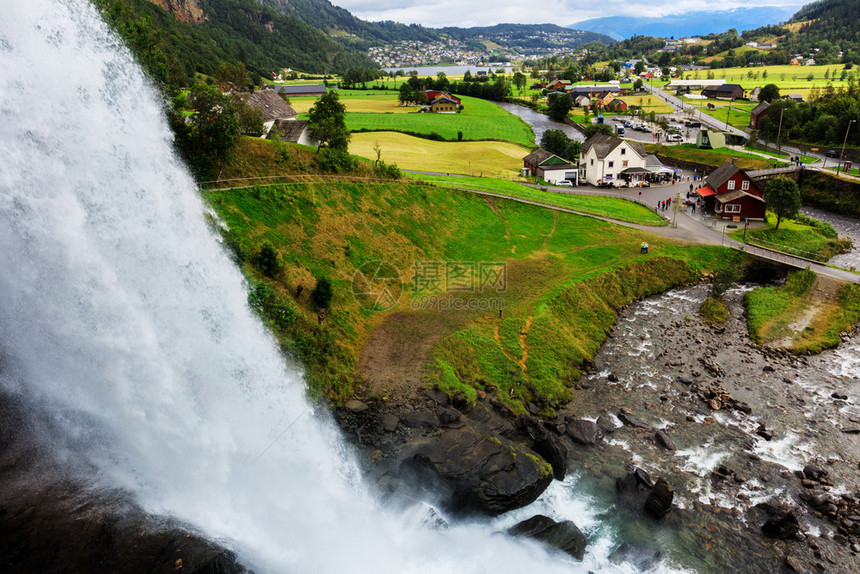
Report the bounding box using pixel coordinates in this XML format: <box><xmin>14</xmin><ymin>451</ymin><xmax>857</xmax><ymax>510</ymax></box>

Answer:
<box><xmin>666</xmin><ymin>64</ymin><xmax>853</xmax><ymax>99</ymax></box>
<box><xmin>350</xmin><ymin>132</ymin><xmax>530</xmax><ymax>176</ymax></box>
<box><xmin>293</xmin><ymin>92</ymin><xmax>534</xmax><ymax>146</ymax></box>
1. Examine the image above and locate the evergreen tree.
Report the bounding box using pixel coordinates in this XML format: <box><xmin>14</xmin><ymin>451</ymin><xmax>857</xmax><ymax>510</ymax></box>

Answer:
<box><xmin>308</xmin><ymin>91</ymin><xmax>350</xmax><ymax>152</ymax></box>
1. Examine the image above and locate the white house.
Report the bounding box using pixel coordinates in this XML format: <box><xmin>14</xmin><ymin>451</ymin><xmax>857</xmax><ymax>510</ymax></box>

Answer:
<box><xmin>579</xmin><ymin>134</ymin><xmax>648</xmax><ymax>186</ymax></box>
<box><xmin>523</xmin><ymin>148</ymin><xmax>579</xmax><ymax>185</ymax></box>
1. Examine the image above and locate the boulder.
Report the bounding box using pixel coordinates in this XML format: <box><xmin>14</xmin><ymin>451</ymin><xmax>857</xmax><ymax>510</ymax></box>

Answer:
<box><xmin>654</xmin><ymin>430</ymin><xmax>676</xmax><ymax>451</ymax></box>
<box><xmin>508</xmin><ymin>515</ymin><xmax>587</xmax><ymax>560</ymax></box>
<box><xmin>609</xmin><ymin>542</ymin><xmax>662</xmax><ymax>571</ymax></box>
<box><xmin>566</xmin><ymin>419</ymin><xmax>599</xmax><ymax>446</ymax></box>
<box><xmin>400</xmin><ymin>427</ymin><xmax>553</xmax><ymax>516</ymax></box>
<box><xmin>437</xmin><ymin>407</ymin><xmax>463</xmax><ymax>427</ymax></box>
<box><xmin>617</xmin><ymin>410</ymin><xmax>650</xmax><ymax>430</ymax></box>
<box><xmin>381</xmin><ymin>413</ymin><xmax>399</xmax><ymax>433</ymax></box>
<box><xmin>596</xmin><ymin>414</ymin><xmax>618</xmax><ymax>434</ymax></box>
<box><xmin>616</xmin><ymin>468</ymin><xmax>655</xmax><ymax>509</ymax></box>
<box><xmin>760</xmin><ymin>505</ymin><xmax>800</xmax><ymax>540</ymax></box>
<box><xmin>345</xmin><ymin>399</ymin><xmax>369</xmax><ymax>413</ymax></box>
<box><xmin>400</xmin><ymin>411</ymin><xmax>439</xmax><ymax>429</ymax></box>
<box><xmin>644</xmin><ymin>478</ymin><xmax>674</xmax><ymax>518</ymax></box>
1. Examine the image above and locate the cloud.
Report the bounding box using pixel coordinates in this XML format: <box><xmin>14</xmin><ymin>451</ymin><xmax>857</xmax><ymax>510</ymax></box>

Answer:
<box><xmin>329</xmin><ymin>0</ymin><xmax>807</xmax><ymax>28</ymax></box>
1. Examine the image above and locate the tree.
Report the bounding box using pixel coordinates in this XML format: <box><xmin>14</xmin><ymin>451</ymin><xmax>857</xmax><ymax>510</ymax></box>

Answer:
<box><xmin>547</xmin><ymin>92</ymin><xmax>574</xmax><ymax>122</ymax></box>
<box><xmin>231</xmin><ymin>96</ymin><xmax>265</xmax><ymax>136</ymax></box>
<box><xmin>308</xmin><ymin>91</ymin><xmax>349</xmax><ymax>152</ymax></box>
<box><xmin>254</xmin><ymin>244</ymin><xmax>281</xmax><ymax>279</ymax></box>
<box><xmin>633</xmin><ymin>78</ymin><xmax>644</xmax><ymax>92</ymax></box>
<box><xmin>513</xmin><ymin>71</ymin><xmax>527</xmax><ymax>94</ymax></box>
<box><xmin>183</xmin><ymin>82</ymin><xmax>239</xmax><ymax>180</ymax></box>
<box><xmin>540</xmin><ymin>129</ymin><xmax>573</xmax><ymax>159</ymax></box>
<box><xmin>758</xmin><ymin>83</ymin><xmax>780</xmax><ymax>103</ymax></box>
<box><xmin>764</xmin><ymin>177</ymin><xmax>801</xmax><ymax>230</ymax></box>
<box><xmin>583</xmin><ymin>123</ymin><xmax>614</xmax><ymax>138</ymax></box>
<box><xmin>311</xmin><ymin>278</ymin><xmax>333</xmax><ymax>309</ymax></box>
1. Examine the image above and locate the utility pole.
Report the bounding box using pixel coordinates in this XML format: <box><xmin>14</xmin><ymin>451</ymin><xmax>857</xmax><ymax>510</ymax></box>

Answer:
<box><xmin>837</xmin><ymin>119</ymin><xmax>857</xmax><ymax>175</ymax></box>
<box><xmin>776</xmin><ymin>107</ymin><xmax>785</xmax><ymax>154</ymax></box>
<box><xmin>726</xmin><ymin>99</ymin><xmax>733</xmax><ymax>130</ymax></box>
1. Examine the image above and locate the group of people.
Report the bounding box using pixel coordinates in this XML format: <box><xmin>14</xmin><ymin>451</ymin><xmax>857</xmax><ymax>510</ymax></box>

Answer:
<box><xmin>658</xmin><ymin>197</ymin><xmax>673</xmax><ymax>211</ymax></box>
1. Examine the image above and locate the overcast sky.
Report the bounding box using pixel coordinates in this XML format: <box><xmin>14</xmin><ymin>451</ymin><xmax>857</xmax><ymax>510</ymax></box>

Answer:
<box><xmin>330</xmin><ymin>0</ymin><xmax>808</xmax><ymax>29</ymax></box>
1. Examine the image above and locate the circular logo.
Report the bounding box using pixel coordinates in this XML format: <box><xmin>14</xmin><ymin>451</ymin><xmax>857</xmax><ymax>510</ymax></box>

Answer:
<box><xmin>351</xmin><ymin>260</ymin><xmax>402</xmax><ymax>312</ymax></box>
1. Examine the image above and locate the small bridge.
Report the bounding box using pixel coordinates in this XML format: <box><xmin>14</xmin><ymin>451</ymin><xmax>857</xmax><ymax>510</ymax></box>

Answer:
<box><xmin>746</xmin><ymin>165</ymin><xmax>805</xmax><ymax>183</ymax></box>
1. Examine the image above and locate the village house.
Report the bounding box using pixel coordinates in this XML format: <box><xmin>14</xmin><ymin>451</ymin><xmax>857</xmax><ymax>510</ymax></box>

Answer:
<box><xmin>698</xmin><ymin>160</ymin><xmax>766</xmax><ymax>220</ymax></box>
<box><xmin>522</xmin><ymin>148</ymin><xmax>578</xmax><ymax>185</ymax></box>
<box><xmin>605</xmin><ymin>99</ymin><xmax>628</xmax><ymax>112</ymax></box>
<box><xmin>235</xmin><ymin>89</ymin><xmax>298</xmax><ymax>137</ymax></box>
<box><xmin>424</xmin><ymin>90</ymin><xmax>461</xmax><ymax>113</ymax></box>
<box><xmin>267</xmin><ymin>84</ymin><xmax>327</xmax><ymax>97</ymax></box>
<box><xmin>547</xmin><ymin>79</ymin><xmax>572</xmax><ymax>91</ymax></box>
<box><xmin>574</xmin><ymin>94</ymin><xmax>590</xmax><ymax>107</ymax></box>
<box><xmin>750</xmin><ymin>100</ymin><xmax>770</xmax><ymax>128</ymax></box>
<box><xmin>578</xmin><ymin>134</ymin><xmax>648</xmax><ymax>186</ymax></box>
<box><xmin>701</xmin><ymin>83</ymin><xmax>744</xmax><ymax>100</ymax></box>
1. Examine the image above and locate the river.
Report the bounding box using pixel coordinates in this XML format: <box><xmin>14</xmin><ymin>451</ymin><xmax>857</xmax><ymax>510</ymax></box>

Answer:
<box><xmin>803</xmin><ymin>206</ymin><xmax>860</xmax><ymax>270</ymax></box>
<box><xmin>495</xmin><ymin>101</ymin><xmax>585</xmax><ymax>146</ymax></box>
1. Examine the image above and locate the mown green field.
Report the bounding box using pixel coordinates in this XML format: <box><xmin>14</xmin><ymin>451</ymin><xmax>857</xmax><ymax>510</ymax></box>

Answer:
<box><xmin>644</xmin><ymin>143</ymin><xmax>772</xmax><ymax>170</ymax></box>
<box><xmin>669</xmin><ymin>64</ymin><xmax>852</xmax><ymax>91</ymax></box>
<box><xmin>408</xmin><ymin>173</ymin><xmax>665</xmax><ymax>225</ymax></box>
<box><xmin>729</xmin><ymin>211</ymin><xmax>852</xmax><ymax>262</ymax></box>
<box><xmin>350</xmin><ymin>131</ymin><xmax>530</xmax><ymax>176</ymax></box>
<box><xmin>293</xmin><ymin>92</ymin><xmax>534</xmax><ymax>146</ymax></box>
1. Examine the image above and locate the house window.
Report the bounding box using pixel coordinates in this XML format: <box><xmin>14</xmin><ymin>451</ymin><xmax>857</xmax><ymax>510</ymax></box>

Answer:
<box><xmin>608</xmin><ymin>161</ymin><xmax>614</xmax><ymax>168</ymax></box>
<box><xmin>727</xmin><ymin>180</ymin><xmax>735</xmax><ymax>190</ymax></box>
<box><xmin>741</xmin><ymin>180</ymin><xmax>750</xmax><ymax>190</ymax></box>
<box><xmin>725</xmin><ymin>204</ymin><xmax>741</xmax><ymax>213</ymax></box>
<box><xmin>621</xmin><ymin>148</ymin><xmax>626</xmax><ymax>155</ymax></box>
<box><xmin>623</xmin><ymin>161</ymin><xmax>628</xmax><ymax>167</ymax></box>
<box><xmin>590</xmin><ymin>159</ymin><xmax>594</xmax><ymax>165</ymax></box>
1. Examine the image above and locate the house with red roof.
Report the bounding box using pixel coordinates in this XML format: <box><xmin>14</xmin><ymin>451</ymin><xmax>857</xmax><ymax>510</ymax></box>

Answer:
<box><xmin>698</xmin><ymin>161</ymin><xmax>766</xmax><ymax>220</ymax></box>
<box><xmin>424</xmin><ymin>90</ymin><xmax>461</xmax><ymax>113</ymax></box>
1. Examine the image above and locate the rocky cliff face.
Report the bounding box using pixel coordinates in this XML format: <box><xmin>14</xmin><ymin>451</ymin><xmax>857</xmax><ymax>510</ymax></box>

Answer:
<box><xmin>146</xmin><ymin>0</ymin><xmax>207</xmax><ymax>24</ymax></box>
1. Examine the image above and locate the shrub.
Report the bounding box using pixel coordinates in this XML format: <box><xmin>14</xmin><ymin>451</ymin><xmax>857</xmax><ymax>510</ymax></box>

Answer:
<box><xmin>254</xmin><ymin>243</ymin><xmax>281</xmax><ymax>278</ymax></box>
<box><xmin>311</xmin><ymin>277</ymin><xmax>334</xmax><ymax>309</ymax></box>
<box><xmin>317</xmin><ymin>148</ymin><xmax>356</xmax><ymax>173</ymax></box>
<box><xmin>375</xmin><ymin>161</ymin><xmax>401</xmax><ymax>179</ymax></box>
<box><xmin>699</xmin><ymin>297</ymin><xmax>728</xmax><ymax>325</ymax></box>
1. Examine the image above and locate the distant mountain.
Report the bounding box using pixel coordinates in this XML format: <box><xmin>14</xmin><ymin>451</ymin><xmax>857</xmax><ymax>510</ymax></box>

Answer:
<box><xmin>570</xmin><ymin>7</ymin><xmax>797</xmax><ymax>41</ymax></box>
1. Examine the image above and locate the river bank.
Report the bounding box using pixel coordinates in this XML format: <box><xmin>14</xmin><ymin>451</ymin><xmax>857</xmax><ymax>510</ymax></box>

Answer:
<box><xmin>336</xmin><ymin>279</ymin><xmax>860</xmax><ymax>573</ymax></box>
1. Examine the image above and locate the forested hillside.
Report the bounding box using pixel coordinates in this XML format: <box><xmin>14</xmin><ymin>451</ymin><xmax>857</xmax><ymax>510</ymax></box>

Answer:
<box><xmin>257</xmin><ymin>0</ymin><xmax>441</xmax><ymax>48</ymax></box>
<box><xmin>97</xmin><ymin>0</ymin><xmax>375</xmax><ymax>89</ymax></box>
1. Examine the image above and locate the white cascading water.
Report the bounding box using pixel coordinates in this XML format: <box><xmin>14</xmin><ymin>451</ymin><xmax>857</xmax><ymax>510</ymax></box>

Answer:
<box><xmin>0</xmin><ymin>2</ymin><xmax>690</xmax><ymax>573</ymax></box>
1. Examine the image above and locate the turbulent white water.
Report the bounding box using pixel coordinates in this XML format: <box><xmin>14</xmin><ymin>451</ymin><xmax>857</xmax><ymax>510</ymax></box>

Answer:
<box><xmin>0</xmin><ymin>2</ymin><xmax>695</xmax><ymax>573</ymax></box>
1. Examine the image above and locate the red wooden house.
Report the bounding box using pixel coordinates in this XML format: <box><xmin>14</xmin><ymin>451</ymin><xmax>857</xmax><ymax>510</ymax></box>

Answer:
<box><xmin>699</xmin><ymin>161</ymin><xmax>766</xmax><ymax>220</ymax></box>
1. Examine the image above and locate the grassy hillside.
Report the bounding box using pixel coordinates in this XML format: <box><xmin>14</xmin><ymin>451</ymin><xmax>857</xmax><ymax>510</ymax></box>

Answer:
<box><xmin>204</xmin><ymin>138</ymin><xmax>734</xmax><ymax>413</ymax></box>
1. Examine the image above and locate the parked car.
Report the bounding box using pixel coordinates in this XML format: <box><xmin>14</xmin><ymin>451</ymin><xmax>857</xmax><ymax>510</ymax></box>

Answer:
<box><xmin>666</xmin><ymin>133</ymin><xmax>683</xmax><ymax>142</ymax></box>
<box><xmin>623</xmin><ymin>120</ymin><xmax>632</xmax><ymax>127</ymax></box>
<box><xmin>555</xmin><ymin>179</ymin><xmax>573</xmax><ymax>187</ymax></box>
<box><xmin>616</xmin><ymin>126</ymin><xmax>625</xmax><ymax>135</ymax></box>
<box><xmin>685</xmin><ymin>121</ymin><xmax>701</xmax><ymax>128</ymax></box>
<box><xmin>826</xmin><ymin>149</ymin><xmax>838</xmax><ymax>157</ymax></box>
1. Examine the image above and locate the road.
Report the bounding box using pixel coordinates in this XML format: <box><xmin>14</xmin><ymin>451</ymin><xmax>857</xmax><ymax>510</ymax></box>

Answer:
<box><xmin>642</xmin><ymin>82</ymin><xmax>749</xmax><ymax>139</ymax></box>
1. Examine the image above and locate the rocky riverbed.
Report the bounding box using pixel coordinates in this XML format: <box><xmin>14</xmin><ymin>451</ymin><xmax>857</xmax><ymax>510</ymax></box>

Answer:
<box><xmin>337</xmin><ymin>281</ymin><xmax>860</xmax><ymax>573</ymax></box>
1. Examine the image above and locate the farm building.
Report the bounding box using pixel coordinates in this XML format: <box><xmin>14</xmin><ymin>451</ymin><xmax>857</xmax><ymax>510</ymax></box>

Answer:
<box><xmin>750</xmin><ymin>101</ymin><xmax>770</xmax><ymax>128</ymax></box>
<box><xmin>267</xmin><ymin>84</ymin><xmax>327</xmax><ymax>97</ymax></box>
<box><xmin>698</xmin><ymin>161</ymin><xmax>766</xmax><ymax>220</ymax></box>
<box><xmin>701</xmin><ymin>84</ymin><xmax>744</xmax><ymax>100</ymax></box>
<box><xmin>424</xmin><ymin>90</ymin><xmax>461</xmax><ymax>113</ymax></box>
<box><xmin>578</xmin><ymin>134</ymin><xmax>648</xmax><ymax>186</ymax></box>
<box><xmin>522</xmin><ymin>148</ymin><xmax>578</xmax><ymax>185</ymax></box>
<box><xmin>267</xmin><ymin>119</ymin><xmax>318</xmax><ymax>147</ymax></box>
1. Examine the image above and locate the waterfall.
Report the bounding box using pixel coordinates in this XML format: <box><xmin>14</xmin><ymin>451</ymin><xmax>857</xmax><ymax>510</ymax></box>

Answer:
<box><xmin>0</xmin><ymin>2</ymin><xmax>692</xmax><ymax>573</ymax></box>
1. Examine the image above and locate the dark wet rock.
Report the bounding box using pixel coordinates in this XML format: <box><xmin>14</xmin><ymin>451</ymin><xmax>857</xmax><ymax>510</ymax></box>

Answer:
<box><xmin>785</xmin><ymin>556</ymin><xmax>802</xmax><ymax>572</ymax></box>
<box><xmin>531</xmin><ymin>431</ymin><xmax>568</xmax><ymax>481</ymax></box>
<box><xmin>401</xmin><ymin>411</ymin><xmax>440</xmax><ymax>429</ymax></box>
<box><xmin>566</xmin><ymin>419</ymin><xmax>599</xmax><ymax>446</ymax></box>
<box><xmin>616</xmin><ymin>468</ymin><xmax>655</xmax><ymax>509</ymax></box>
<box><xmin>399</xmin><ymin>427</ymin><xmax>553</xmax><ymax>516</ymax></box>
<box><xmin>609</xmin><ymin>542</ymin><xmax>663</xmax><ymax>571</ymax></box>
<box><xmin>425</xmin><ymin>389</ymin><xmax>450</xmax><ymax>406</ymax></box>
<box><xmin>831</xmin><ymin>392</ymin><xmax>848</xmax><ymax>401</ymax></box>
<box><xmin>617</xmin><ymin>410</ymin><xmax>650</xmax><ymax>430</ymax></box>
<box><xmin>596</xmin><ymin>414</ymin><xmax>618</xmax><ymax>434</ymax></box>
<box><xmin>654</xmin><ymin>430</ymin><xmax>676</xmax><ymax>451</ymax></box>
<box><xmin>644</xmin><ymin>478</ymin><xmax>674</xmax><ymax>518</ymax></box>
<box><xmin>508</xmin><ymin>515</ymin><xmax>587</xmax><ymax>560</ymax></box>
<box><xmin>804</xmin><ymin>465</ymin><xmax>827</xmax><ymax>482</ymax></box>
<box><xmin>381</xmin><ymin>413</ymin><xmax>399</xmax><ymax>432</ymax></box>
<box><xmin>451</xmin><ymin>392</ymin><xmax>471</xmax><ymax>412</ymax></box>
<box><xmin>676</xmin><ymin>376</ymin><xmax>693</xmax><ymax>385</ymax></box>
<box><xmin>760</xmin><ymin>505</ymin><xmax>800</xmax><ymax>540</ymax></box>
<box><xmin>345</xmin><ymin>399</ymin><xmax>369</xmax><ymax>413</ymax></box>
<box><xmin>607</xmin><ymin>372</ymin><xmax>618</xmax><ymax>382</ymax></box>
<box><xmin>437</xmin><ymin>407</ymin><xmax>462</xmax><ymax>426</ymax></box>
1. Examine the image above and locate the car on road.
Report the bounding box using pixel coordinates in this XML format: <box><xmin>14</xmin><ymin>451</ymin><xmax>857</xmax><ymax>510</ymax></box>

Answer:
<box><xmin>685</xmin><ymin>121</ymin><xmax>701</xmax><ymax>128</ymax></box>
<box><xmin>666</xmin><ymin>133</ymin><xmax>683</xmax><ymax>142</ymax></box>
<box><xmin>615</xmin><ymin>126</ymin><xmax>625</xmax><ymax>135</ymax></box>
<box><xmin>826</xmin><ymin>150</ymin><xmax>838</xmax><ymax>157</ymax></box>
<box><xmin>623</xmin><ymin>120</ymin><xmax>632</xmax><ymax>127</ymax></box>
